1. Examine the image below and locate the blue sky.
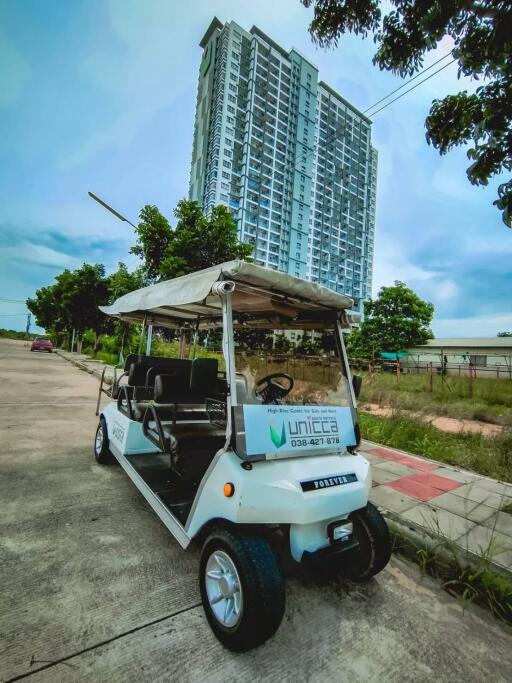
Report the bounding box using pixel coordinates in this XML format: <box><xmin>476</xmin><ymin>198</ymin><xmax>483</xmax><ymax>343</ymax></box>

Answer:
<box><xmin>1</xmin><ymin>0</ymin><xmax>510</xmax><ymax>336</ymax></box>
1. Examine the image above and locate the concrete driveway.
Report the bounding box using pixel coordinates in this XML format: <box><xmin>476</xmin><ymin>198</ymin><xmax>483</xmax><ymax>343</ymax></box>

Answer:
<box><xmin>1</xmin><ymin>337</ymin><xmax>511</xmax><ymax>682</ymax></box>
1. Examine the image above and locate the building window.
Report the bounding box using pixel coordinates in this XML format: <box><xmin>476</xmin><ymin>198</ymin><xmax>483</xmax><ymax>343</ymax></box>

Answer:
<box><xmin>469</xmin><ymin>355</ymin><xmax>487</xmax><ymax>367</ymax></box>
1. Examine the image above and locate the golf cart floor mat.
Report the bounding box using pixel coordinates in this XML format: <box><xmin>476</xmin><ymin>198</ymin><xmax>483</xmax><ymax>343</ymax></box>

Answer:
<box><xmin>125</xmin><ymin>452</ymin><xmax>196</xmax><ymax>525</ymax></box>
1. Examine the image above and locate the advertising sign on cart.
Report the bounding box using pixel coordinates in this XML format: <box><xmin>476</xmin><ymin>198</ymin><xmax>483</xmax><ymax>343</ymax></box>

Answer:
<box><xmin>242</xmin><ymin>404</ymin><xmax>356</xmax><ymax>457</ymax></box>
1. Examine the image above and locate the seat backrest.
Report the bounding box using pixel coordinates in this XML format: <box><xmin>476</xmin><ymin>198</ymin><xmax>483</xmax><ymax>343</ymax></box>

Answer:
<box><xmin>154</xmin><ymin>373</ymin><xmax>190</xmax><ymax>403</ymax></box>
<box><xmin>128</xmin><ymin>357</ymin><xmax>192</xmax><ymax>387</ymax></box>
<box><xmin>189</xmin><ymin>358</ymin><xmax>218</xmax><ymax>394</ymax></box>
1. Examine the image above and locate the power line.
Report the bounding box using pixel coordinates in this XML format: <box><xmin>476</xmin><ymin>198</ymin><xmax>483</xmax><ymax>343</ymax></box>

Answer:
<box><xmin>0</xmin><ymin>298</ymin><xmax>26</xmax><ymax>303</ymax></box>
<box><xmin>363</xmin><ymin>51</ymin><xmax>453</xmax><ymax>115</ymax></box>
<box><xmin>367</xmin><ymin>58</ymin><xmax>457</xmax><ymax>118</ymax></box>
<box><xmin>293</xmin><ymin>52</ymin><xmax>456</xmax><ymax>168</ymax></box>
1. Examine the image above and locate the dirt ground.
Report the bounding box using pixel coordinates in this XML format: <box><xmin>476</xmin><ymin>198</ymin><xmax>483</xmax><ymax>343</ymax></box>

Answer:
<box><xmin>1</xmin><ymin>338</ymin><xmax>512</xmax><ymax>682</ymax></box>
<box><xmin>362</xmin><ymin>402</ymin><xmax>503</xmax><ymax>437</ymax></box>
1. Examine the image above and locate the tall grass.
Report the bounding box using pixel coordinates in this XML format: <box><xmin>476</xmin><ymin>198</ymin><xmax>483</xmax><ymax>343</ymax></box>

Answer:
<box><xmin>359</xmin><ymin>371</ymin><xmax>512</xmax><ymax>426</ymax></box>
<box><xmin>389</xmin><ymin>520</ymin><xmax>512</xmax><ymax>625</ymax></box>
<box><xmin>360</xmin><ymin>412</ymin><xmax>512</xmax><ymax>482</ymax></box>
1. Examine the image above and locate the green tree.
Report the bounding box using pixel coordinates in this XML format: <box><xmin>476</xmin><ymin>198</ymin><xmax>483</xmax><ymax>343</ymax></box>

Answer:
<box><xmin>301</xmin><ymin>0</ymin><xmax>512</xmax><ymax>226</ymax></box>
<box><xmin>320</xmin><ymin>330</ymin><xmax>337</xmax><ymax>353</ymax></box>
<box><xmin>296</xmin><ymin>332</ymin><xmax>321</xmax><ymax>356</ymax></box>
<box><xmin>130</xmin><ymin>205</ymin><xmax>174</xmax><ymax>281</ymax></box>
<box><xmin>274</xmin><ymin>333</ymin><xmax>292</xmax><ymax>353</ymax></box>
<box><xmin>107</xmin><ymin>262</ymin><xmax>145</xmax><ymax>302</ymax></box>
<box><xmin>27</xmin><ymin>284</ymin><xmax>64</xmax><ymax>336</ymax></box>
<box><xmin>106</xmin><ymin>262</ymin><xmax>146</xmax><ymax>356</ymax></box>
<box><xmin>497</xmin><ymin>331</ymin><xmax>512</xmax><ymax>337</ymax></box>
<box><xmin>346</xmin><ymin>281</ymin><xmax>434</xmax><ymax>357</ymax></box>
<box><xmin>27</xmin><ymin>263</ymin><xmax>110</xmax><ymax>350</ymax></box>
<box><xmin>235</xmin><ymin>329</ymin><xmax>273</xmax><ymax>350</ymax></box>
<box><xmin>131</xmin><ymin>200</ymin><xmax>253</xmax><ymax>282</ymax></box>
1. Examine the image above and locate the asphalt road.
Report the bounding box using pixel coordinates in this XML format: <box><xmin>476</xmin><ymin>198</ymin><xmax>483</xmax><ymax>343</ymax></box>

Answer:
<box><xmin>1</xmin><ymin>337</ymin><xmax>511</xmax><ymax>682</ymax></box>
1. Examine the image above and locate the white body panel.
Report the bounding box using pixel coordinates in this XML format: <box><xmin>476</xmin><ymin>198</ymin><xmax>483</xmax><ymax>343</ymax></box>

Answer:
<box><xmin>101</xmin><ymin>402</ymin><xmax>371</xmax><ymax>561</ymax></box>
<box><xmin>102</xmin><ymin>402</ymin><xmax>155</xmax><ymax>454</ymax></box>
<box><xmin>186</xmin><ymin>449</ymin><xmax>370</xmax><ymax>561</ymax></box>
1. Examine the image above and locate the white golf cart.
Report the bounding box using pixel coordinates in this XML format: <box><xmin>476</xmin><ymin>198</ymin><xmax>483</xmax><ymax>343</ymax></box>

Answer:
<box><xmin>94</xmin><ymin>260</ymin><xmax>391</xmax><ymax>651</ymax></box>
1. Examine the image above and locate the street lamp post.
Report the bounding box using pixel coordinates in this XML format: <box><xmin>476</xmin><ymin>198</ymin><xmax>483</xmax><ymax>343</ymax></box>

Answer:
<box><xmin>88</xmin><ymin>191</ymin><xmax>152</xmax><ymax>357</ymax></box>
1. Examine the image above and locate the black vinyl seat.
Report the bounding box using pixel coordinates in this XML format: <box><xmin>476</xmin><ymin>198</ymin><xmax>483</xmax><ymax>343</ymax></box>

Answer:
<box><xmin>142</xmin><ymin>358</ymin><xmax>227</xmax><ymax>481</ymax></box>
<box><xmin>118</xmin><ymin>357</ymin><xmax>223</xmax><ymax>422</ymax></box>
<box><xmin>143</xmin><ymin>419</ymin><xmax>226</xmax><ymax>483</ymax></box>
<box><xmin>153</xmin><ymin>358</ymin><xmax>225</xmax><ymax>406</ymax></box>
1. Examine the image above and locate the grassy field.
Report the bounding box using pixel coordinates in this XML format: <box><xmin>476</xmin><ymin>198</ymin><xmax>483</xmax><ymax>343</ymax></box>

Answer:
<box><xmin>360</xmin><ymin>412</ymin><xmax>512</xmax><ymax>483</ymax></box>
<box><xmin>359</xmin><ymin>370</ymin><xmax>512</xmax><ymax>427</ymax></box>
<box><xmin>80</xmin><ymin>344</ymin><xmax>512</xmax><ymax>481</ymax></box>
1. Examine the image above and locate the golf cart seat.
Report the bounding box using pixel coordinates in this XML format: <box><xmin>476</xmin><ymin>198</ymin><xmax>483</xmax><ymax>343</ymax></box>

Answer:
<box><xmin>127</xmin><ymin>356</ymin><xmax>193</xmax><ymax>400</ymax></box>
<box><xmin>153</xmin><ymin>358</ymin><xmax>225</xmax><ymax>406</ymax></box>
<box><xmin>145</xmin><ymin>419</ymin><xmax>226</xmax><ymax>479</ymax></box>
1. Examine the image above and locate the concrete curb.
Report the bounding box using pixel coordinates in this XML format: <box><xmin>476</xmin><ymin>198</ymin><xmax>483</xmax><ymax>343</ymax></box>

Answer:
<box><xmin>381</xmin><ymin>508</ymin><xmax>512</xmax><ymax>581</ymax></box>
<box><xmin>55</xmin><ymin>349</ymin><xmax>114</xmax><ymax>384</ymax></box>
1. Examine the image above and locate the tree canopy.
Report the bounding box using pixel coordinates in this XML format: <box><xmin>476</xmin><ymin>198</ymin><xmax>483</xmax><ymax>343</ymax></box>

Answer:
<box><xmin>130</xmin><ymin>199</ymin><xmax>252</xmax><ymax>282</ymax></box>
<box><xmin>346</xmin><ymin>281</ymin><xmax>434</xmax><ymax>357</ymax></box>
<box><xmin>301</xmin><ymin>0</ymin><xmax>512</xmax><ymax>226</ymax></box>
<box><xmin>26</xmin><ymin>199</ymin><xmax>253</xmax><ymax>351</ymax></box>
<box><xmin>27</xmin><ymin>263</ymin><xmax>109</xmax><ymax>340</ymax></box>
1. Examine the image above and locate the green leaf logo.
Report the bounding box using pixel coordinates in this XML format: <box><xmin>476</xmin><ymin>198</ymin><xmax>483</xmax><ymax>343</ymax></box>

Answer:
<box><xmin>269</xmin><ymin>422</ymin><xmax>287</xmax><ymax>448</ymax></box>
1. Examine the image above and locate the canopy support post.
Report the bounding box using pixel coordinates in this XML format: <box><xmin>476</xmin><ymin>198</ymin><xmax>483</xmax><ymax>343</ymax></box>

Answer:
<box><xmin>146</xmin><ymin>324</ymin><xmax>153</xmax><ymax>356</ymax></box>
<box><xmin>191</xmin><ymin>318</ymin><xmax>200</xmax><ymax>360</ymax></box>
<box><xmin>178</xmin><ymin>330</ymin><xmax>187</xmax><ymax>359</ymax></box>
<box><xmin>336</xmin><ymin>320</ymin><xmax>357</xmax><ymax>408</ymax></box>
<box><xmin>138</xmin><ymin>314</ymin><xmax>147</xmax><ymax>360</ymax></box>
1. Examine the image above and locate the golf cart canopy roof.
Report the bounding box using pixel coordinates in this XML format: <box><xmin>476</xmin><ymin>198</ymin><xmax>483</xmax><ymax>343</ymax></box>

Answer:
<box><xmin>100</xmin><ymin>260</ymin><xmax>355</xmax><ymax>330</ymax></box>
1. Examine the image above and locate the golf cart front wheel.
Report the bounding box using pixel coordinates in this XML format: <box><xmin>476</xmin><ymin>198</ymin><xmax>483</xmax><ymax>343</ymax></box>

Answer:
<box><xmin>342</xmin><ymin>502</ymin><xmax>392</xmax><ymax>581</ymax></box>
<box><xmin>199</xmin><ymin>527</ymin><xmax>285</xmax><ymax>652</ymax></box>
<box><xmin>94</xmin><ymin>416</ymin><xmax>116</xmax><ymax>465</ymax></box>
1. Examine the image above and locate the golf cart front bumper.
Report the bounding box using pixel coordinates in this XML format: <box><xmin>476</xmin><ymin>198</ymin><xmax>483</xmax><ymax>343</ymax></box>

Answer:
<box><xmin>188</xmin><ymin>450</ymin><xmax>371</xmax><ymax>562</ymax></box>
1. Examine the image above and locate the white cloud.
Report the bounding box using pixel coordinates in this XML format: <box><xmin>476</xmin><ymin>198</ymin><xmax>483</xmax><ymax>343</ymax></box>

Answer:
<box><xmin>434</xmin><ymin>312</ymin><xmax>512</xmax><ymax>337</ymax></box>
<box><xmin>436</xmin><ymin>279</ymin><xmax>458</xmax><ymax>301</ymax></box>
<box><xmin>0</xmin><ymin>242</ymin><xmax>80</xmax><ymax>269</ymax></box>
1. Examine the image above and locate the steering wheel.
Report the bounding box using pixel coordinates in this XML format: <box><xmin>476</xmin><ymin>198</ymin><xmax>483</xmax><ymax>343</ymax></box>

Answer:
<box><xmin>254</xmin><ymin>373</ymin><xmax>294</xmax><ymax>404</ymax></box>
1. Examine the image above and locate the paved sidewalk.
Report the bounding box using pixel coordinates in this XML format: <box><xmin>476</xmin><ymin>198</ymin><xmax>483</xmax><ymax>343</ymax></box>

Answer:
<box><xmin>56</xmin><ymin>349</ymin><xmax>512</xmax><ymax>575</ymax></box>
<box><xmin>56</xmin><ymin>349</ymin><xmax>116</xmax><ymax>384</ymax></box>
<box><xmin>362</xmin><ymin>440</ymin><xmax>512</xmax><ymax>574</ymax></box>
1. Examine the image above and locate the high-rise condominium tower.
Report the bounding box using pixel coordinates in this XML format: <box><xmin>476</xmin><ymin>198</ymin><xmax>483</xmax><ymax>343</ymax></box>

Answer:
<box><xmin>189</xmin><ymin>18</ymin><xmax>377</xmax><ymax>313</ymax></box>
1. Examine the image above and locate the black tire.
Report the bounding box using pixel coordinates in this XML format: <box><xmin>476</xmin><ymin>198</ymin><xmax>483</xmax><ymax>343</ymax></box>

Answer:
<box><xmin>94</xmin><ymin>416</ymin><xmax>116</xmax><ymax>464</ymax></box>
<box><xmin>342</xmin><ymin>502</ymin><xmax>392</xmax><ymax>581</ymax></box>
<box><xmin>199</xmin><ymin>527</ymin><xmax>285</xmax><ymax>652</ymax></box>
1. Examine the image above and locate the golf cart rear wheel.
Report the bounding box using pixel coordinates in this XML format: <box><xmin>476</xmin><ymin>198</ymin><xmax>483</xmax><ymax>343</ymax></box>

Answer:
<box><xmin>94</xmin><ymin>416</ymin><xmax>116</xmax><ymax>465</ymax></box>
<box><xmin>340</xmin><ymin>502</ymin><xmax>392</xmax><ymax>581</ymax></box>
<box><xmin>199</xmin><ymin>527</ymin><xmax>285</xmax><ymax>652</ymax></box>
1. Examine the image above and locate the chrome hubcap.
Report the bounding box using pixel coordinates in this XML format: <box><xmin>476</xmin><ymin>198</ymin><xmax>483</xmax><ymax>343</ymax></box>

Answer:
<box><xmin>95</xmin><ymin>426</ymin><xmax>103</xmax><ymax>454</ymax></box>
<box><xmin>205</xmin><ymin>550</ymin><xmax>242</xmax><ymax>628</ymax></box>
